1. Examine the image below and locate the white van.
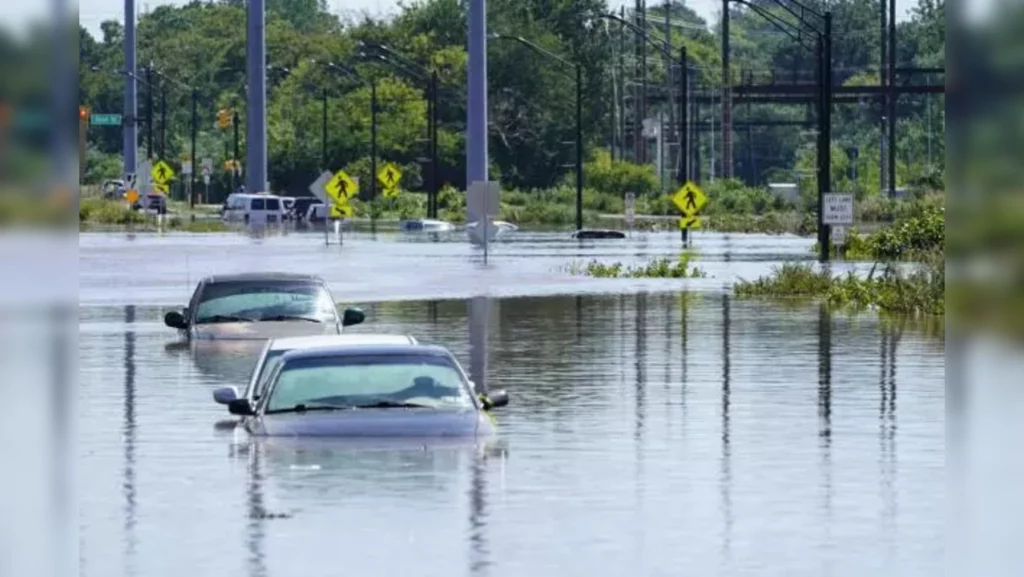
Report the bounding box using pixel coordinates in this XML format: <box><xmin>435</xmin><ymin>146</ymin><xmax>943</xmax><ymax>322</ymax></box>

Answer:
<box><xmin>222</xmin><ymin>193</ymin><xmax>287</xmax><ymax>225</ymax></box>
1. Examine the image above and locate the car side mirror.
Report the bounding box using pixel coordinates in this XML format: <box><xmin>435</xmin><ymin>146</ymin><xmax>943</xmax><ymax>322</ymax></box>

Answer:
<box><xmin>164</xmin><ymin>310</ymin><xmax>187</xmax><ymax>329</ymax></box>
<box><xmin>228</xmin><ymin>398</ymin><xmax>255</xmax><ymax>416</ymax></box>
<box><xmin>480</xmin><ymin>390</ymin><xmax>509</xmax><ymax>410</ymax></box>
<box><xmin>342</xmin><ymin>307</ymin><xmax>365</xmax><ymax>327</ymax></box>
<box><xmin>213</xmin><ymin>386</ymin><xmax>239</xmax><ymax>406</ymax></box>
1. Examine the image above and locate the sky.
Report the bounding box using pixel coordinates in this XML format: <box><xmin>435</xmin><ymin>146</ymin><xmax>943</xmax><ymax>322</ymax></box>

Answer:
<box><xmin>0</xmin><ymin>0</ymin><xmax>922</xmax><ymax>39</ymax></box>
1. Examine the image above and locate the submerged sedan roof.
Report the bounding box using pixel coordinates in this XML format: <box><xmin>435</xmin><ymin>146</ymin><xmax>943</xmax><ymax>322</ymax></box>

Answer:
<box><xmin>279</xmin><ymin>343</ymin><xmax>453</xmax><ymax>362</ymax></box>
<box><xmin>200</xmin><ymin>272</ymin><xmax>325</xmax><ymax>284</ymax></box>
<box><xmin>267</xmin><ymin>334</ymin><xmax>417</xmax><ymax>351</ymax></box>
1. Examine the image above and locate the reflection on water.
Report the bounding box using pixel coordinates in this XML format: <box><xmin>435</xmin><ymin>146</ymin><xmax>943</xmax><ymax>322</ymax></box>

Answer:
<box><xmin>80</xmin><ymin>290</ymin><xmax>943</xmax><ymax>577</ymax></box>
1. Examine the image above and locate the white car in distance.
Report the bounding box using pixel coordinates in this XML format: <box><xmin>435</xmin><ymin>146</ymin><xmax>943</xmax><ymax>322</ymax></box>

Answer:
<box><xmin>213</xmin><ymin>333</ymin><xmax>420</xmax><ymax>410</ymax></box>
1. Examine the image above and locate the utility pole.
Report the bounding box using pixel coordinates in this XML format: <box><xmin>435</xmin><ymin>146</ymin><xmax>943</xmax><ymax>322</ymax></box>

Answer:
<box><xmin>159</xmin><ymin>82</ymin><xmax>166</xmax><ymax>159</ymax></box>
<box><xmin>371</xmin><ymin>79</ymin><xmax>378</xmax><ymax>206</ymax></box>
<box><xmin>145</xmin><ymin>64</ymin><xmax>154</xmax><ymax>160</ymax></box>
<box><xmin>575</xmin><ymin>62</ymin><xmax>584</xmax><ymax>231</ymax></box>
<box><xmin>430</xmin><ymin>71</ymin><xmax>439</xmax><ymax>218</ymax></box>
<box><xmin>679</xmin><ymin>46</ymin><xmax>687</xmax><ymax>183</ymax></box>
<box><xmin>246</xmin><ymin>0</ymin><xmax>268</xmax><ymax>193</ymax></box>
<box><xmin>233</xmin><ymin>110</ymin><xmax>240</xmax><ymax>186</ymax></box>
<box><xmin>190</xmin><ymin>89</ymin><xmax>197</xmax><ymax>208</ymax></box>
<box><xmin>123</xmin><ymin>0</ymin><xmax>138</xmax><ymax>179</ymax></box>
<box><xmin>321</xmin><ymin>87</ymin><xmax>328</xmax><ymax>170</ymax></box>
<box><xmin>664</xmin><ymin>1</ymin><xmax>673</xmax><ymax>182</ymax></box>
<box><xmin>887</xmin><ymin>0</ymin><xmax>896</xmax><ymax>197</ymax></box>
<box><xmin>721</xmin><ymin>0</ymin><xmax>733</xmax><ymax>179</ymax></box>
<box><xmin>879</xmin><ymin>0</ymin><xmax>887</xmax><ymax>194</ymax></box>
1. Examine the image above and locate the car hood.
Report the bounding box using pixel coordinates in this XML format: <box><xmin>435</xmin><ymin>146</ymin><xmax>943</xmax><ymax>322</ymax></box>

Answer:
<box><xmin>251</xmin><ymin>408</ymin><xmax>494</xmax><ymax>438</ymax></box>
<box><xmin>192</xmin><ymin>320</ymin><xmax>338</xmax><ymax>341</ymax></box>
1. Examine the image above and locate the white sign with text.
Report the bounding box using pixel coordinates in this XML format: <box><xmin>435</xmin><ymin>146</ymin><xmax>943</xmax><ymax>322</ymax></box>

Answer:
<box><xmin>822</xmin><ymin>193</ymin><xmax>854</xmax><ymax>225</ymax></box>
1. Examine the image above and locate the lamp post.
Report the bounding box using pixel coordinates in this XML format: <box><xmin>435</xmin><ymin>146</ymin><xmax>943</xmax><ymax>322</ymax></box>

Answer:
<box><xmin>313</xmin><ymin>59</ymin><xmax>380</xmax><ymax>201</ymax></box>
<box><xmin>357</xmin><ymin>42</ymin><xmax>440</xmax><ymax>218</ymax></box>
<box><xmin>490</xmin><ymin>33</ymin><xmax>584</xmax><ymax>231</ymax></box>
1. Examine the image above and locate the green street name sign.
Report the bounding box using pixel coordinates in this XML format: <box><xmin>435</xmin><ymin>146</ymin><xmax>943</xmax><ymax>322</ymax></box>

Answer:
<box><xmin>90</xmin><ymin>113</ymin><xmax>122</xmax><ymax>126</ymax></box>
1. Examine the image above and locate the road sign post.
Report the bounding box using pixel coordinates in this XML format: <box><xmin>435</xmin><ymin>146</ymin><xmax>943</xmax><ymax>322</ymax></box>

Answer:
<box><xmin>624</xmin><ymin>192</ymin><xmax>635</xmax><ymax>236</ymax></box>
<box><xmin>377</xmin><ymin>163</ymin><xmax>403</xmax><ymax>199</ymax></box>
<box><xmin>672</xmin><ymin>180</ymin><xmax>708</xmax><ymax>245</ymax></box>
<box><xmin>822</xmin><ymin>193</ymin><xmax>854</xmax><ymax>260</ymax></box>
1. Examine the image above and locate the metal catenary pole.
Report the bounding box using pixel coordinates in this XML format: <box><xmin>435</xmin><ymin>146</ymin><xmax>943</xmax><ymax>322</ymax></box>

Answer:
<box><xmin>575</xmin><ymin>63</ymin><xmax>584</xmax><ymax>231</ymax></box>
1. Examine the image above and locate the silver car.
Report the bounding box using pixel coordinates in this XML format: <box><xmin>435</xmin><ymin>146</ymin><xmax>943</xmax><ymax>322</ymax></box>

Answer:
<box><xmin>223</xmin><ymin>343</ymin><xmax>509</xmax><ymax>437</ymax></box>
<box><xmin>164</xmin><ymin>272</ymin><xmax>364</xmax><ymax>341</ymax></box>
<box><xmin>212</xmin><ymin>333</ymin><xmax>420</xmax><ymax>409</ymax></box>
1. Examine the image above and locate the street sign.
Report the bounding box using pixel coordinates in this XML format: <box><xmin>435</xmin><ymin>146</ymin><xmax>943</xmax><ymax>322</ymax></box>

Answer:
<box><xmin>125</xmin><ymin>189</ymin><xmax>139</xmax><ymax>204</ymax></box>
<box><xmin>202</xmin><ymin>174</ymin><xmax>210</xmax><ymax>185</ymax></box>
<box><xmin>90</xmin><ymin>113</ymin><xmax>121</xmax><ymax>126</ymax></box>
<box><xmin>679</xmin><ymin>215</ymin><xmax>702</xmax><ymax>229</ymax></box>
<box><xmin>382</xmin><ymin>186</ymin><xmax>400</xmax><ymax>199</ymax></box>
<box><xmin>822</xmin><ymin>193</ymin><xmax>854</xmax><ymax>225</ymax></box>
<box><xmin>325</xmin><ymin>170</ymin><xmax>358</xmax><ymax>202</ymax></box>
<box><xmin>153</xmin><ymin>182</ymin><xmax>169</xmax><ymax>195</ymax></box>
<box><xmin>181</xmin><ymin>161</ymin><xmax>192</xmax><ymax>175</ymax></box>
<box><xmin>832</xmin><ymin>225</ymin><xmax>849</xmax><ymax>245</ymax></box>
<box><xmin>200</xmin><ymin>158</ymin><xmax>213</xmax><ymax>176</ymax></box>
<box><xmin>377</xmin><ymin>163</ymin><xmax>402</xmax><ymax>191</ymax></box>
<box><xmin>329</xmin><ymin>203</ymin><xmax>353</xmax><ymax>218</ymax></box>
<box><xmin>308</xmin><ymin>170</ymin><xmax>333</xmax><ymax>204</ymax></box>
<box><xmin>124</xmin><ymin>173</ymin><xmax>136</xmax><ymax>190</ymax></box>
<box><xmin>672</xmin><ymin>181</ymin><xmax>707</xmax><ymax>217</ymax></box>
<box><xmin>151</xmin><ymin>160</ymin><xmax>174</xmax><ymax>184</ymax></box>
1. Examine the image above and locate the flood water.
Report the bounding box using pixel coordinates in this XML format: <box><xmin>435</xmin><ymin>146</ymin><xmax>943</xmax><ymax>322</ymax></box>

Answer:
<box><xmin>79</xmin><ymin>230</ymin><xmax>944</xmax><ymax>577</ymax></box>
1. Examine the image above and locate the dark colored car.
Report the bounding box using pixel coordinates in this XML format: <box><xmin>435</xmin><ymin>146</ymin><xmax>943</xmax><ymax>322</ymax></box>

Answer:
<box><xmin>164</xmin><ymin>272</ymin><xmax>364</xmax><ymax>341</ymax></box>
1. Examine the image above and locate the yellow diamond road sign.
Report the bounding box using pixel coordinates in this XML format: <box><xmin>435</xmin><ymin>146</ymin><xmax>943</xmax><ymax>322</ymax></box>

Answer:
<box><xmin>672</xmin><ymin>181</ymin><xmax>707</xmax><ymax>217</ymax></box>
<box><xmin>152</xmin><ymin>182</ymin><xmax>169</xmax><ymax>194</ymax></box>
<box><xmin>382</xmin><ymin>186</ymin><xmax>399</xmax><ymax>199</ymax></box>
<box><xmin>377</xmin><ymin>163</ymin><xmax>402</xmax><ymax>190</ymax></box>
<box><xmin>151</xmin><ymin>160</ymin><xmax>175</xmax><ymax>185</ymax></box>
<box><xmin>679</xmin><ymin>215</ymin><xmax>702</xmax><ymax>229</ymax></box>
<box><xmin>325</xmin><ymin>170</ymin><xmax>357</xmax><ymax>202</ymax></box>
<box><xmin>329</xmin><ymin>203</ymin><xmax>353</xmax><ymax>218</ymax></box>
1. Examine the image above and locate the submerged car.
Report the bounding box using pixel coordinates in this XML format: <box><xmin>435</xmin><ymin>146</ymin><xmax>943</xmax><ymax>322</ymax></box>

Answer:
<box><xmin>212</xmin><ymin>333</ymin><xmax>420</xmax><ymax>409</ymax></box>
<box><xmin>222</xmin><ymin>343</ymin><xmax>509</xmax><ymax>437</ymax></box>
<box><xmin>164</xmin><ymin>272</ymin><xmax>364</xmax><ymax>341</ymax></box>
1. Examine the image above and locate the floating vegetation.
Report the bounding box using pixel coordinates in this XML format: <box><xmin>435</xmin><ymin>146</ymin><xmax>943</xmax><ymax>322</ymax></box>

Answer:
<box><xmin>565</xmin><ymin>254</ymin><xmax>708</xmax><ymax>279</ymax></box>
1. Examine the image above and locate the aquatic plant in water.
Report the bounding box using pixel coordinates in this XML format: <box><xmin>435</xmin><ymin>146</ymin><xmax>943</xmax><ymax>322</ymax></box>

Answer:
<box><xmin>565</xmin><ymin>254</ymin><xmax>708</xmax><ymax>279</ymax></box>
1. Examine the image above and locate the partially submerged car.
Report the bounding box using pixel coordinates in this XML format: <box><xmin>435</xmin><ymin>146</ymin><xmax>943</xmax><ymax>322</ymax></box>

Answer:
<box><xmin>213</xmin><ymin>333</ymin><xmax>420</xmax><ymax>409</ymax></box>
<box><xmin>164</xmin><ymin>272</ymin><xmax>364</xmax><ymax>341</ymax></box>
<box><xmin>222</xmin><ymin>343</ymin><xmax>509</xmax><ymax>437</ymax></box>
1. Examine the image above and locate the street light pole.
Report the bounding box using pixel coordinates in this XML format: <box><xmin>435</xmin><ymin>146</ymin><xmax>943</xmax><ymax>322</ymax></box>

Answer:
<box><xmin>679</xmin><ymin>46</ymin><xmax>688</xmax><ymax>183</ymax></box>
<box><xmin>371</xmin><ymin>78</ymin><xmax>378</xmax><ymax>205</ymax></box>
<box><xmin>159</xmin><ymin>83</ymin><xmax>166</xmax><ymax>159</ymax></box>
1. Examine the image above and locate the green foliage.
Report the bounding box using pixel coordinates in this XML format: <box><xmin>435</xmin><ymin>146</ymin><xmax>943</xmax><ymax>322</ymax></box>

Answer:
<box><xmin>734</xmin><ymin>260</ymin><xmax>944</xmax><ymax>316</ymax></box>
<box><xmin>581</xmin><ymin>150</ymin><xmax>659</xmax><ymax>196</ymax></box>
<box><xmin>565</xmin><ymin>254</ymin><xmax>707</xmax><ymax>279</ymax></box>
<box><xmin>79</xmin><ymin>197</ymin><xmax>145</xmax><ymax>225</ymax></box>
<box><xmin>817</xmin><ymin>201</ymin><xmax>945</xmax><ymax>260</ymax></box>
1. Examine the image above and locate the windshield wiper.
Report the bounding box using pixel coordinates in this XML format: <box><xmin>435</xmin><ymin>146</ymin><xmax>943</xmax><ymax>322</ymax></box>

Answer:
<box><xmin>195</xmin><ymin>314</ymin><xmax>255</xmax><ymax>324</ymax></box>
<box><xmin>260</xmin><ymin>314</ymin><xmax>323</xmax><ymax>323</ymax></box>
<box><xmin>353</xmin><ymin>400</ymin><xmax>434</xmax><ymax>409</ymax></box>
<box><xmin>265</xmin><ymin>403</ymin><xmax>350</xmax><ymax>415</ymax></box>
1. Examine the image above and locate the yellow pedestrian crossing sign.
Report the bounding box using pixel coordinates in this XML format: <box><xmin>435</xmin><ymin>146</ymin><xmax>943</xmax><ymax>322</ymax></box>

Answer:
<box><xmin>152</xmin><ymin>181</ymin><xmax>169</xmax><ymax>195</ymax></box>
<box><xmin>329</xmin><ymin>203</ymin><xmax>353</xmax><ymax>218</ymax></box>
<box><xmin>382</xmin><ymin>186</ymin><xmax>400</xmax><ymax>199</ymax></box>
<box><xmin>151</xmin><ymin>160</ymin><xmax>175</xmax><ymax>185</ymax></box>
<box><xmin>672</xmin><ymin>181</ymin><xmax>707</xmax><ymax>217</ymax></box>
<box><xmin>679</xmin><ymin>215</ymin><xmax>702</xmax><ymax>229</ymax></box>
<box><xmin>377</xmin><ymin>163</ymin><xmax>402</xmax><ymax>191</ymax></box>
<box><xmin>325</xmin><ymin>170</ymin><xmax>358</xmax><ymax>202</ymax></box>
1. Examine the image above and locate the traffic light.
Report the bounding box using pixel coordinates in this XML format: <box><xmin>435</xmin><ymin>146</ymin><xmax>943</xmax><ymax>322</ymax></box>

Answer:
<box><xmin>217</xmin><ymin>108</ymin><xmax>232</xmax><ymax>130</ymax></box>
<box><xmin>79</xmin><ymin>106</ymin><xmax>89</xmax><ymax>122</ymax></box>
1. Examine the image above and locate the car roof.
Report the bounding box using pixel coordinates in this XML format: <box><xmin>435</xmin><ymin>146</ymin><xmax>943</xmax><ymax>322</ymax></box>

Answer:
<box><xmin>266</xmin><ymin>334</ymin><xmax>416</xmax><ymax>351</ymax></box>
<box><xmin>279</xmin><ymin>343</ymin><xmax>451</xmax><ymax>362</ymax></box>
<box><xmin>200</xmin><ymin>272</ymin><xmax>325</xmax><ymax>284</ymax></box>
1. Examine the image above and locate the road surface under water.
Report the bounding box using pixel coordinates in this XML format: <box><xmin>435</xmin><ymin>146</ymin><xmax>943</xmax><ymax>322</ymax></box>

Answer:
<box><xmin>78</xmin><ymin>230</ymin><xmax>944</xmax><ymax>577</ymax></box>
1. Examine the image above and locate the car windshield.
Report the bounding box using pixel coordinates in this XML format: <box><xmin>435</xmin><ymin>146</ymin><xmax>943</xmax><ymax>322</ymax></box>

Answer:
<box><xmin>245</xmin><ymin>349</ymin><xmax>289</xmax><ymax>400</ymax></box>
<box><xmin>195</xmin><ymin>280</ymin><xmax>337</xmax><ymax>323</ymax></box>
<box><xmin>264</xmin><ymin>353</ymin><xmax>475</xmax><ymax>413</ymax></box>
